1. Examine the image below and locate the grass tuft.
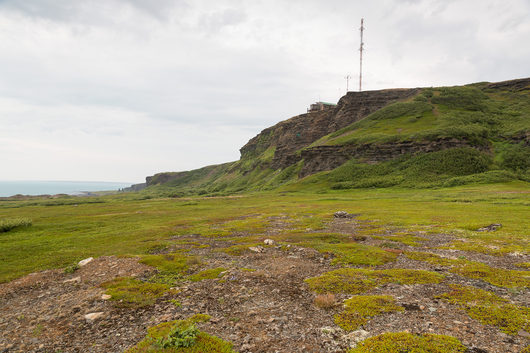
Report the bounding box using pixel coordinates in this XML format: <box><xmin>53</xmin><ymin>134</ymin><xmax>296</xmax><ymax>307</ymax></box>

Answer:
<box><xmin>313</xmin><ymin>293</ymin><xmax>337</xmax><ymax>309</ymax></box>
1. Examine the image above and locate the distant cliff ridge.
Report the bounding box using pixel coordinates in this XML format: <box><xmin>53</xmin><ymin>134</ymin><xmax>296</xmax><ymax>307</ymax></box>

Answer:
<box><xmin>137</xmin><ymin>78</ymin><xmax>529</xmax><ymax>192</ymax></box>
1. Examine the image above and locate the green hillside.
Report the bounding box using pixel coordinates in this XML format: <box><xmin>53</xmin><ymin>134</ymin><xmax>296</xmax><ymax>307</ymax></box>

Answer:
<box><xmin>143</xmin><ymin>79</ymin><xmax>529</xmax><ymax>196</ymax></box>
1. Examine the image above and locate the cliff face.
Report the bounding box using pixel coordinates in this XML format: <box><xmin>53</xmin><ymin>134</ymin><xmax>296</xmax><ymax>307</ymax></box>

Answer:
<box><xmin>298</xmin><ymin>138</ymin><xmax>487</xmax><ymax>177</ymax></box>
<box><xmin>239</xmin><ymin>88</ymin><xmax>420</xmax><ymax>169</ymax></box>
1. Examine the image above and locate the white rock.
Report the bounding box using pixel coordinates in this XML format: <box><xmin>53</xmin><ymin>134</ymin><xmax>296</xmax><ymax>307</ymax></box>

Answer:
<box><xmin>101</xmin><ymin>294</ymin><xmax>112</xmax><ymax>300</ymax></box>
<box><xmin>249</xmin><ymin>246</ymin><xmax>264</xmax><ymax>253</ymax></box>
<box><xmin>518</xmin><ymin>329</ymin><xmax>530</xmax><ymax>338</ymax></box>
<box><xmin>345</xmin><ymin>329</ymin><xmax>370</xmax><ymax>346</ymax></box>
<box><xmin>84</xmin><ymin>312</ymin><xmax>104</xmax><ymax>322</ymax></box>
<box><xmin>263</xmin><ymin>239</ymin><xmax>275</xmax><ymax>245</ymax></box>
<box><xmin>63</xmin><ymin>276</ymin><xmax>81</xmax><ymax>284</ymax></box>
<box><xmin>78</xmin><ymin>257</ymin><xmax>94</xmax><ymax>267</ymax></box>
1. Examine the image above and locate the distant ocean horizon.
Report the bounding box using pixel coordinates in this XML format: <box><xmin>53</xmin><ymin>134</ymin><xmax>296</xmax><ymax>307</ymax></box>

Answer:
<box><xmin>0</xmin><ymin>180</ymin><xmax>133</xmax><ymax>197</ymax></box>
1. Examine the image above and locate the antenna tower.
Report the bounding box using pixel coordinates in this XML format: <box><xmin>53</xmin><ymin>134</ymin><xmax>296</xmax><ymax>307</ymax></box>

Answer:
<box><xmin>345</xmin><ymin>75</ymin><xmax>351</xmax><ymax>93</ymax></box>
<box><xmin>359</xmin><ymin>18</ymin><xmax>364</xmax><ymax>92</ymax></box>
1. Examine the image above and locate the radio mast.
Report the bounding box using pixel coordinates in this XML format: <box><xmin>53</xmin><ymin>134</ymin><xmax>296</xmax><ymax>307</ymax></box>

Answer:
<box><xmin>345</xmin><ymin>75</ymin><xmax>351</xmax><ymax>93</ymax></box>
<box><xmin>359</xmin><ymin>18</ymin><xmax>364</xmax><ymax>92</ymax></box>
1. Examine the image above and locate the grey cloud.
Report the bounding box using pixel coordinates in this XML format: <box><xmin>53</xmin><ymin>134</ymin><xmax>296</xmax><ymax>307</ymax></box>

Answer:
<box><xmin>0</xmin><ymin>0</ymin><xmax>187</xmax><ymax>23</ymax></box>
<box><xmin>198</xmin><ymin>7</ymin><xmax>247</xmax><ymax>33</ymax></box>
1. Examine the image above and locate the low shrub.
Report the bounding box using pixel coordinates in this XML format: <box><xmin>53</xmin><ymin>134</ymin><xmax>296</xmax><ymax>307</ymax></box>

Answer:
<box><xmin>126</xmin><ymin>319</ymin><xmax>236</xmax><ymax>353</ymax></box>
<box><xmin>156</xmin><ymin>324</ymin><xmax>199</xmax><ymax>349</ymax></box>
<box><xmin>0</xmin><ymin>218</ymin><xmax>32</xmax><ymax>233</ymax></box>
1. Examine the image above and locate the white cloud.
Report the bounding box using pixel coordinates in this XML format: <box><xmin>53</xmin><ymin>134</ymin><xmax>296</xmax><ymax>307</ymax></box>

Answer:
<box><xmin>0</xmin><ymin>0</ymin><xmax>528</xmax><ymax>182</ymax></box>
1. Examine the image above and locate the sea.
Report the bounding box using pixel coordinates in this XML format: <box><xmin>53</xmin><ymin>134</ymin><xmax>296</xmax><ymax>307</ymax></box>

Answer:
<box><xmin>0</xmin><ymin>180</ymin><xmax>133</xmax><ymax>197</ymax></box>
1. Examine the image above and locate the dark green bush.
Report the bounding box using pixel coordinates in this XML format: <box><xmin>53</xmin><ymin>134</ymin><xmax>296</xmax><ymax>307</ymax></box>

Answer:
<box><xmin>325</xmin><ymin>148</ymin><xmax>493</xmax><ymax>189</ymax></box>
<box><xmin>0</xmin><ymin>218</ymin><xmax>32</xmax><ymax>233</ymax></box>
<box><xmin>156</xmin><ymin>324</ymin><xmax>199</xmax><ymax>348</ymax></box>
<box><xmin>403</xmin><ymin>147</ymin><xmax>492</xmax><ymax>177</ymax></box>
<box><xmin>499</xmin><ymin>143</ymin><xmax>530</xmax><ymax>172</ymax></box>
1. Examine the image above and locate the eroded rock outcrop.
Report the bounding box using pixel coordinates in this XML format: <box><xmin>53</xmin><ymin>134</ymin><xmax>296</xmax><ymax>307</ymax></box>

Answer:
<box><xmin>298</xmin><ymin>138</ymin><xmax>490</xmax><ymax>177</ymax></box>
<box><xmin>240</xmin><ymin>88</ymin><xmax>420</xmax><ymax>169</ymax></box>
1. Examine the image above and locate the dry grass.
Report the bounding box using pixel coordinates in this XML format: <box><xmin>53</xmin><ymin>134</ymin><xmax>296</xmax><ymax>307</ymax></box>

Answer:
<box><xmin>314</xmin><ymin>293</ymin><xmax>337</xmax><ymax>309</ymax></box>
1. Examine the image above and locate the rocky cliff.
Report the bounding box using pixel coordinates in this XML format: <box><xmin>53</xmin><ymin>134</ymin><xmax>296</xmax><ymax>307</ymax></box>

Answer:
<box><xmin>240</xmin><ymin>88</ymin><xmax>420</xmax><ymax>170</ymax></box>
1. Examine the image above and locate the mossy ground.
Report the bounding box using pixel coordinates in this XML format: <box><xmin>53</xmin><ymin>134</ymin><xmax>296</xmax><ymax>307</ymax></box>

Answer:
<box><xmin>305</xmin><ymin>241</ymin><xmax>398</xmax><ymax>266</ymax></box>
<box><xmin>438</xmin><ymin>285</ymin><xmax>530</xmax><ymax>335</ymax></box>
<box><xmin>140</xmin><ymin>253</ymin><xmax>199</xmax><ymax>274</ymax></box>
<box><xmin>305</xmin><ymin>268</ymin><xmax>444</xmax><ymax>294</ymax></box>
<box><xmin>348</xmin><ymin>332</ymin><xmax>467</xmax><ymax>353</ymax></box>
<box><xmin>334</xmin><ymin>295</ymin><xmax>403</xmax><ymax>331</ymax></box>
<box><xmin>406</xmin><ymin>251</ymin><xmax>530</xmax><ymax>288</ymax></box>
<box><xmin>187</xmin><ymin>268</ymin><xmax>226</xmax><ymax>282</ymax></box>
<box><xmin>125</xmin><ymin>318</ymin><xmax>235</xmax><ymax>353</ymax></box>
<box><xmin>101</xmin><ymin>277</ymin><xmax>170</xmax><ymax>308</ymax></box>
<box><xmin>139</xmin><ymin>252</ymin><xmax>202</xmax><ymax>285</ymax></box>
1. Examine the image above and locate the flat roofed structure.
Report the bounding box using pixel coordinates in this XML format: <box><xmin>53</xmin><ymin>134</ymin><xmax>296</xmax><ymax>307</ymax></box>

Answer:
<box><xmin>307</xmin><ymin>101</ymin><xmax>337</xmax><ymax>113</ymax></box>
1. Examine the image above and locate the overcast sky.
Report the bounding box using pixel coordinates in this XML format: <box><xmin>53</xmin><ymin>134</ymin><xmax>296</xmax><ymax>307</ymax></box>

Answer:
<box><xmin>1</xmin><ymin>0</ymin><xmax>529</xmax><ymax>183</ymax></box>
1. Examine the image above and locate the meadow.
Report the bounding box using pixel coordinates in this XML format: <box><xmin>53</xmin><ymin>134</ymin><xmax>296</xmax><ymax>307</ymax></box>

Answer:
<box><xmin>0</xmin><ymin>181</ymin><xmax>528</xmax><ymax>283</ymax></box>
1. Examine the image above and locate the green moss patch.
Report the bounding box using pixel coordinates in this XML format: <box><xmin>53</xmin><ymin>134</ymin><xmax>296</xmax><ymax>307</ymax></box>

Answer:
<box><xmin>314</xmin><ymin>242</ymin><xmax>399</xmax><ymax>266</ymax></box>
<box><xmin>280</xmin><ymin>232</ymin><xmax>399</xmax><ymax>266</ymax></box>
<box><xmin>188</xmin><ymin>314</ymin><xmax>211</xmax><ymax>323</ymax></box>
<box><xmin>406</xmin><ymin>251</ymin><xmax>530</xmax><ymax>288</ymax></box>
<box><xmin>335</xmin><ymin>295</ymin><xmax>403</xmax><ymax>331</ymax></box>
<box><xmin>140</xmin><ymin>252</ymin><xmax>203</xmax><ymax>285</ymax></box>
<box><xmin>438</xmin><ymin>285</ymin><xmax>530</xmax><ymax>335</ymax></box>
<box><xmin>140</xmin><ymin>252</ymin><xmax>200</xmax><ymax>274</ymax></box>
<box><xmin>305</xmin><ymin>268</ymin><xmax>444</xmax><ymax>294</ymax></box>
<box><xmin>126</xmin><ymin>319</ymin><xmax>236</xmax><ymax>353</ymax></box>
<box><xmin>101</xmin><ymin>277</ymin><xmax>170</xmax><ymax>308</ymax></box>
<box><xmin>187</xmin><ymin>268</ymin><xmax>226</xmax><ymax>282</ymax></box>
<box><xmin>348</xmin><ymin>332</ymin><xmax>467</xmax><ymax>353</ymax></box>
<box><xmin>517</xmin><ymin>262</ymin><xmax>530</xmax><ymax>269</ymax></box>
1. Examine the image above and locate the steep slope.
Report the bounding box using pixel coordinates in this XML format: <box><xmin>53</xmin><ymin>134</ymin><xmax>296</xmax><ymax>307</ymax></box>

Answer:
<box><xmin>140</xmin><ymin>78</ymin><xmax>530</xmax><ymax>195</ymax></box>
<box><xmin>240</xmin><ymin>88</ymin><xmax>419</xmax><ymax>169</ymax></box>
